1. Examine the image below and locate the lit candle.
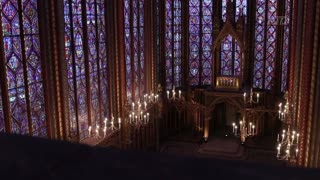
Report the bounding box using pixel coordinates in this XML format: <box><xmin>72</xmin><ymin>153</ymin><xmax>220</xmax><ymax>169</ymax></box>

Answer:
<box><xmin>147</xmin><ymin>113</ymin><xmax>150</xmax><ymax>123</ymax></box>
<box><xmin>235</xmin><ymin>126</ymin><xmax>238</xmax><ymax>136</ymax></box>
<box><xmin>167</xmin><ymin>91</ymin><xmax>169</xmax><ymax>99</ymax></box>
<box><xmin>179</xmin><ymin>90</ymin><xmax>181</xmax><ymax>99</ymax></box>
<box><xmin>118</xmin><ymin>118</ymin><xmax>121</xmax><ymax>128</ymax></box>
<box><xmin>140</xmin><ymin>111</ymin><xmax>143</xmax><ymax>120</ymax></box>
<box><xmin>252</xmin><ymin>125</ymin><xmax>255</xmax><ymax>135</ymax></box>
<box><xmin>96</xmin><ymin>125</ymin><xmax>99</xmax><ymax>136</ymax></box>
<box><xmin>132</xmin><ymin>102</ymin><xmax>135</xmax><ymax>110</ymax></box>
<box><xmin>277</xmin><ymin>133</ymin><xmax>280</xmax><ymax>142</ymax></box>
<box><xmin>104</xmin><ymin>118</ymin><xmax>108</xmax><ymax>129</ymax></box>
<box><xmin>129</xmin><ymin>114</ymin><xmax>132</xmax><ymax>123</ymax></box>
<box><xmin>144</xmin><ymin>115</ymin><xmax>147</xmax><ymax>124</ymax></box>
<box><xmin>277</xmin><ymin>145</ymin><xmax>281</xmax><ymax>157</ymax></box>
<box><xmin>296</xmin><ymin>148</ymin><xmax>298</xmax><ymax>157</ymax></box>
<box><xmin>144</xmin><ymin>101</ymin><xmax>147</xmax><ymax>110</ymax></box>
<box><xmin>297</xmin><ymin>133</ymin><xmax>300</xmax><ymax>144</ymax></box>
<box><xmin>103</xmin><ymin>127</ymin><xmax>106</xmax><ymax>137</ymax></box>
<box><xmin>232</xmin><ymin>122</ymin><xmax>235</xmax><ymax>134</ymax></box>
<box><xmin>249</xmin><ymin>122</ymin><xmax>252</xmax><ymax>135</ymax></box>
<box><xmin>88</xmin><ymin>126</ymin><xmax>92</xmax><ymax>137</ymax></box>
<box><xmin>243</xmin><ymin>93</ymin><xmax>246</xmax><ymax>101</ymax></box>
<box><xmin>111</xmin><ymin>120</ymin><xmax>114</xmax><ymax>130</ymax></box>
<box><xmin>138</xmin><ymin>103</ymin><xmax>141</xmax><ymax>111</ymax></box>
<box><xmin>257</xmin><ymin>93</ymin><xmax>260</xmax><ymax>103</ymax></box>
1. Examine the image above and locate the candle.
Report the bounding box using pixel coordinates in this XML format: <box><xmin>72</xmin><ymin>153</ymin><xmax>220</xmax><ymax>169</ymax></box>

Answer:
<box><xmin>252</xmin><ymin>125</ymin><xmax>255</xmax><ymax>135</ymax></box>
<box><xmin>243</xmin><ymin>93</ymin><xmax>246</xmax><ymax>101</ymax></box>
<box><xmin>296</xmin><ymin>149</ymin><xmax>298</xmax><ymax>157</ymax></box>
<box><xmin>232</xmin><ymin>122</ymin><xmax>235</xmax><ymax>134</ymax></box>
<box><xmin>147</xmin><ymin>113</ymin><xmax>150</xmax><ymax>123</ymax></box>
<box><xmin>96</xmin><ymin>125</ymin><xmax>99</xmax><ymax>136</ymax></box>
<box><xmin>88</xmin><ymin>126</ymin><xmax>92</xmax><ymax>137</ymax></box>
<box><xmin>167</xmin><ymin>91</ymin><xmax>169</xmax><ymax>99</ymax></box>
<box><xmin>235</xmin><ymin>126</ymin><xmax>238</xmax><ymax>136</ymax></box>
<box><xmin>103</xmin><ymin>128</ymin><xmax>106</xmax><ymax>137</ymax></box>
<box><xmin>277</xmin><ymin>133</ymin><xmax>280</xmax><ymax>142</ymax></box>
<box><xmin>297</xmin><ymin>133</ymin><xmax>300</xmax><ymax>144</ymax></box>
<box><xmin>118</xmin><ymin>118</ymin><xmax>121</xmax><ymax>128</ymax></box>
<box><xmin>144</xmin><ymin>115</ymin><xmax>146</xmax><ymax>124</ymax></box>
<box><xmin>111</xmin><ymin>120</ymin><xmax>114</xmax><ymax>130</ymax></box>
<box><xmin>132</xmin><ymin>102</ymin><xmax>135</xmax><ymax>110</ymax></box>
<box><xmin>257</xmin><ymin>93</ymin><xmax>260</xmax><ymax>103</ymax></box>
<box><xmin>129</xmin><ymin>114</ymin><xmax>132</xmax><ymax>123</ymax></box>
<box><xmin>138</xmin><ymin>103</ymin><xmax>141</xmax><ymax>111</ymax></box>
<box><xmin>179</xmin><ymin>90</ymin><xmax>181</xmax><ymax>99</ymax></box>
<box><xmin>277</xmin><ymin>145</ymin><xmax>281</xmax><ymax>156</ymax></box>
<box><xmin>104</xmin><ymin>118</ymin><xmax>108</xmax><ymax>129</ymax></box>
<box><xmin>144</xmin><ymin>101</ymin><xmax>147</xmax><ymax>110</ymax></box>
<box><xmin>249</xmin><ymin>122</ymin><xmax>252</xmax><ymax>135</ymax></box>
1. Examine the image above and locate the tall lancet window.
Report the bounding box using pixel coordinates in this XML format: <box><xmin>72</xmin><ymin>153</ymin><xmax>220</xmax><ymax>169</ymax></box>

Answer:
<box><xmin>165</xmin><ymin>0</ymin><xmax>182</xmax><ymax>89</ymax></box>
<box><xmin>253</xmin><ymin>0</ymin><xmax>277</xmax><ymax>89</ymax></box>
<box><xmin>1</xmin><ymin>0</ymin><xmax>47</xmax><ymax>136</ymax></box>
<box><xmin>220</xmin><ymin>0</ymin><xmax>247</xmax><ymax>76</ymax></box>
<box><xmin>281</xmin><ymin>0</ymin><xmax>292</xmax><ymax>92</ymax></box>
<box><xmin>189</xmin><ymin>0</ymin><xmax>213</xmax><ymax>86</ymax></box>
<box><xmin>0</xmin><ymin>87</ymin><xmax>4</xmax><ymax>132</ymax></box>
<box><xmin>124</xmin><ymin>0</ymin><xmax>145</xmax><ymax>102</ymax></box>
<box><xmin>64</xmin><ymin>0</ymin><xmax>108</xmax><ymax>139</ymax></box>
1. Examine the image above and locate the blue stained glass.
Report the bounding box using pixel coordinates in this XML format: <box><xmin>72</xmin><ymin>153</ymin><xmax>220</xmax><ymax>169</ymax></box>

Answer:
<box><xmin>1</xmin><ymin>0</ymin><xmax>46</xmax><ymax>136</ymax></box>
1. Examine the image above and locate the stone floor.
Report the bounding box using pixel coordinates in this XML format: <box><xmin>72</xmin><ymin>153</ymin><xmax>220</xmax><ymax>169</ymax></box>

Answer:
<box><xmin>1</xmin><ymin>133</ymin><xmax>320</xmax><ymax>179</ymax></box>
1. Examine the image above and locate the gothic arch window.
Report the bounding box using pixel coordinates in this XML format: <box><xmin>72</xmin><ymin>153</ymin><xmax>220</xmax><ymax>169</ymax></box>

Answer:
<box><xmin>0</xmin><ymin>0</ymin><xmax>47</xmax><ymax>136</ymax></box>
<box><xmin>124</xmin><ymin>0</ymin><xmax>145</xmax><ymax>102</ymax></box>
<box><xmin>189</xmin><ymin>0</ymin><xmax>213</xmax><ymax>86</ymax></box>
<box><xmin>220</xmin><ymin>0</ymin><xmax>247</xmax><ymax>76</ymax></box>
<box><xmin>253</xmin><ymin>0</ymin><xmax>277</xmax><ymax>90</ymax></box>
<box><xmin>64</xmin><ymin>0</ymin><xmax>108</xmax><ymax>139</ymax></box>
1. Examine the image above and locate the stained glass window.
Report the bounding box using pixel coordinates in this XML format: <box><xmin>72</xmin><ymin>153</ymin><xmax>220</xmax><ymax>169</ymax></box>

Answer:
<box><xmin>253</xmin><ymin>0</ymin><xmax>277</xmax><ymax>89</ymax></box>
<box><xmin>165</xmin><ymin>0</ymin><xmax>182</xmax><ymax>89</ymax></box>
<box><xmin>1</xmin><ymin>0</ymin><xmax>46</xmax><ymax>136</ymax></box>
<box><xmin>281</xmin><ymin>0</ymin><xmax>291</xmax><ymax>92</ymax></box>
<box><xmin>220</xmin><ymin>0</ymin><xmax>246</xmax><ymax>76</ymax></box>
<box><xmin>124</xmin><ymin>0</ymin><xmax>145</xmax><ymax>102</ymax></box>
<box><xmin>189</xmin><ymin>0</ymin><xmax>213</xmax><ymax>86</ymax></box>
<box><xmin>0</xmin><ymin>87</ymin><xmax>4</xmax><ymax>132</ymax></box>
<box><xmin>64</xmin><ymin>0</ymin><xmax>108</xmax><ymax>139</ymax></box>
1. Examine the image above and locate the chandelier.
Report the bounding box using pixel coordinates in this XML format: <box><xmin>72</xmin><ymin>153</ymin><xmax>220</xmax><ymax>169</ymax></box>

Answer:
<box><xmin>243</xmin><ymin>88</ymin><xmax>260</xmax><ymax>105</ymax></box>
<box><xmin>166</xmin><ymin>86</ymin><xmax>183</xmax><ymax>101</ymax></box>
<box><xmin>276</xmin><ymin>92</ymin><xmax>300</xmax><ymax>161</ymax></box>
<box><xmin>88</xmin><ymin>116</ymin><xmax>121</xmax><ymax>138</ymax></box>
<box><xmin>233</xmin><ymin>88</ymin><xmax>259</xmax><ymax>143</ymax></box>
<box><xmin>128</xmin><ymin>92</ymin><xmax>159</xmax><ymax>126</ymax></box>
<box><xmin>233</xmin><ymin>115</ymin><xmax>257</xmax><ymax>144</ymax></box>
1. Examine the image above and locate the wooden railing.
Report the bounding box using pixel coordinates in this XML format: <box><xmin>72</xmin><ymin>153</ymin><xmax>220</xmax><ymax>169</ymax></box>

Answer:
<box><xmin>215</xmin><ymin>76</ymin><xmax>240</xmax><ymax>89</ymax></box>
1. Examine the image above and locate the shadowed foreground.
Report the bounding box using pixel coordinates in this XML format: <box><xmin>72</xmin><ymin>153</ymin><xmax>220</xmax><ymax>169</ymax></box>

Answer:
<box><xmin>0</xmin><ymin>133</ymin><xmax>319</xmax><ymax>180</ymax></box>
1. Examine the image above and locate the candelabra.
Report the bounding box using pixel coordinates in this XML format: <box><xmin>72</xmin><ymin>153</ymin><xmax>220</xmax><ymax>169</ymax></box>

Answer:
<box><xmin>128</xmin><ymin>92</ymin><xmax>159</xmax><ymax>126</ymax></box>
<box><xmin>243</xmin><ymin>88</ymin><xmax>260</xmax><ymax>105</ymax></box>
<box><xmin>232</xmin><ymin>115</ymin><xmax>256</xmax><ymax>143</ymax></box>
<box><xmin>166</xmin><ymin>86</ymin><xmax>183</xmax><ymax>101</ymax></box>
<box><xmin>88</xmin><ymin>116</ymin><xmax>121</xmax><ymax>138</ymax></box>
<box><xmin>276</xmin><ymin>92</ymin><xmax>300</xmax><ymax>161</ymax></box>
